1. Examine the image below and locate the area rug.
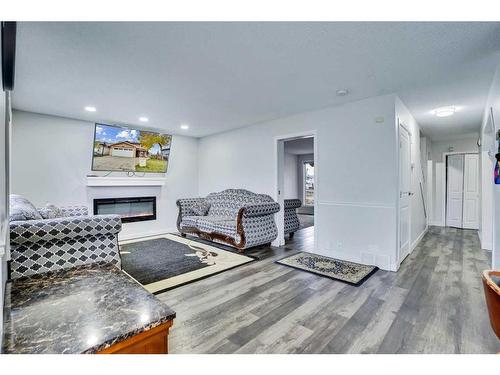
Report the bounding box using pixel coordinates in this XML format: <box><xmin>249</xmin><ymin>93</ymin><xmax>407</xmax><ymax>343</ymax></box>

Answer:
<box><xmin>171</xmin><ymin>232</ymin><xmax>274</xmax><ymax>260</ymax></box>
<box><xmin>276</xmin><ymin>252</ymin><xmax>378</xmax><ymax>286</ymax></box>
<box><xmin>120</xmin><ymin>234</ymin><xmax>254</xmax><ymax>294</ymax></box>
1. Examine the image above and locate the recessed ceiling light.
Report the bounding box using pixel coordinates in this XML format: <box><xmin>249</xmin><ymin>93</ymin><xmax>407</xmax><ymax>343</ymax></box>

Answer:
<box><xmin>139</xmin><ymin>117</ymin><xmax>149</xmax><ymax>122</ymax></box>
<box><xmin>336</xmin><ymin>89</ymin><xmax>349</xmax><ymax>96</ymax></box>
<box><xmin>84</xmin><ymin>106</ymin><xmax>97</xmax><ymax>112</ymax></box>
<box><xmin>180</xmin><ymin>124</ymin><xmax>189</xmax><ymax>130</ymax></box>
<box><xmin>434</xmin><ymin>106</ymin><xmax>456</xmax><ymax>117</ymax></box>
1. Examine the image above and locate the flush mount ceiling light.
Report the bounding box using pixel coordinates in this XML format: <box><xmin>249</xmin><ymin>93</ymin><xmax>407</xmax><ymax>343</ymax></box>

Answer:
<box><xmin>433</xmin><ymin>106</ymin><xmax>456</xmax><ymax>117</ymax></box>
<box><xmin>180</xmin><ymin>124</ymin><xmax>189</xmax><ymax>130</ymax></box>
<box><xmin>139</xmin><ymin>117</ymin><xmax>149</xmax><ymax>122</ymax></box>
<box><xmin>84</xmin><ymin>106</ymin><xmax>97</xmax><ymax>112</ymax></box>
<box><xmin>336</xmin><ymin>89</ymin><xmax>349</xmax><ymax>96</ymax></box>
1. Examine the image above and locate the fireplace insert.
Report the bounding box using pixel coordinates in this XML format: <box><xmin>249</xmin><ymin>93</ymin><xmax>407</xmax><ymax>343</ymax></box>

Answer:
<box><xmin>93</xmin><ymin>196</ymin><xmax>156</xmax><ymax>223</ymax></box>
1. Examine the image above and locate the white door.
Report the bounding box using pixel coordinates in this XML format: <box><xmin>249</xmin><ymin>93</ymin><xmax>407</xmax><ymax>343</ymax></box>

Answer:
<box><xmin>446</xmin><ymin>154</ymin><xmax>464</xmax><ymax>228</ymax></box>
<box><xmin>463</xmin><ymin>154</ymin><xmax>479</xmax><ymax>229</ymax></box>
<box><xmin>112</xmin><ymin>148</ymin><xmax>134</xmax><ymax>158</ymax></box>
<box><xmin>399</xmin><ymin>125</ymin><xmax>411</xmax><ymax>263</ymax></box>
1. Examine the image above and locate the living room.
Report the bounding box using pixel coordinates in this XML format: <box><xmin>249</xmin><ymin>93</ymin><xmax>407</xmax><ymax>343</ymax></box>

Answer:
<box><xmin>1</xmin><ymin>2</ymin><xmax>500</xmax><ymax>372</ymax></box>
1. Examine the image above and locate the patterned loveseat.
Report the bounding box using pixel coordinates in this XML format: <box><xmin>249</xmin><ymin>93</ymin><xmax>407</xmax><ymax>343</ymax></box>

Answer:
<box><xmin>9</xmin><ymin>195</ymin><xmax>122</xmax><ymax>279</ymax></box>
<box><xmin>176</xmin><ymin>189</ymin><xmax>280</xmax><ymax>250</ymax></box>
<box><xmin>284</xmin><ymin>199</ymin><xmax>302</xmax><ymax>238</ymax></box>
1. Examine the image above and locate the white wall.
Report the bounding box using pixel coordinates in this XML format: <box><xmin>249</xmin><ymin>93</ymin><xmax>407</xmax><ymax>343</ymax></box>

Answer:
<box><xmin>480</xmin><ymin>64</ymin><xmax>500</xmax><ymax>268</ymax></box>
<box><xmin>420</xmin><ymin>136</ymin><xmax>432</xmax><ymax>226</ymax></box>
<box><xmin>395</xmin><ymin>97</ymin><xmax>428</xmax><ymax>250</ymax></box>
<box><xmin>429</xmin><ymin>136</ymin><xmax>479</xmax><ymax>226</ymax></box>
<box><xmin>420</xmin><ymin>136</ymin><xmax>430</xmax><ymax>198</ymax></box>
<box><xmin>198</xmin><ymin>94</ymin><xmax>400</xmax><ymax>271</ymax></box>
<box><xmin>11</xmin><ymin>110</ymin><xmax>199</xmax><ymax>240</ymax></box>
<box><xmin>283</xmin><ymin>152</ymin><xmax>298</xmax><ymax>199</ymax></box>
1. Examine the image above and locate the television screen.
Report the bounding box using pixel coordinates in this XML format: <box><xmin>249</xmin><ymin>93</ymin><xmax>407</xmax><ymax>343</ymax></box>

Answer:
<box><xmin>92</xmin><ymin>123</ymin><xmax>172</xmax><ymax>173</ymax></box>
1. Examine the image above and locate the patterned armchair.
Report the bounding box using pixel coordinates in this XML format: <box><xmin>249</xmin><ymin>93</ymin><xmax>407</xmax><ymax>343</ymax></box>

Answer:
<box><xmin>9</xmin><ymin>198</ymin><xmax>122</xmax><ymax>279</ymax></box>
<box><xmin>176</xmin><ymin>189</ymin><xmax>280</xmax><ymax>250</ymax></box>
<box><xmin>284</xmin><ymin>199</ymin><xmax>302</xmax><ymax>237</ymax></box>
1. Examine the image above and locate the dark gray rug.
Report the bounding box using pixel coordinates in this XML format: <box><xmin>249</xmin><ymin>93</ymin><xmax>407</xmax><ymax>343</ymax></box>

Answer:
<box><xmin>121</xmin><ymin>238</ymin><xmax>208</xmax><ymax>285</ymax></box>
<box><xmin>120</xmin><ymin>234</ymin><xmax>254</xmax><ymax>293</ymax></box>
<box><xmin>171</xmin><ymin>232</ymin><xmax>275</xmax><ymax>260</ymax></box>
<box><xmin>276</xmin><ymin>252</ymin><xmax>378</xmax><ymax>286</ymax></box>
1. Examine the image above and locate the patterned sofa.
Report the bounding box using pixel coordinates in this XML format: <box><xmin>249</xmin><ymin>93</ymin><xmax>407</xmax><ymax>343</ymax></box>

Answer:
<box><xmin>284</xmin><ymin>199</ymin><xmax>302</xmax><ymax>238</ymax></box>
<box><xmin>9</xmin><ymin>195</ymin><xmax>122</xmax><ymax>279</ymax></box>
<box><xmin>176</xmin><ymin>189</ymin><xmax>280</xmax><ymax>250</ymax></box>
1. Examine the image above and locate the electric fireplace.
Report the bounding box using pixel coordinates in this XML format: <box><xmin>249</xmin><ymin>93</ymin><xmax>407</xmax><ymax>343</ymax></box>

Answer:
<box><xmin>93</xmin><ymin>196</ymin><xmax>156</xmax><ymax>223</ymax></box>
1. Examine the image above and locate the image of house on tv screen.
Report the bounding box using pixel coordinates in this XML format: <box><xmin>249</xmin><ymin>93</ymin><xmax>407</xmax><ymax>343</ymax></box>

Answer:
<box><xmin>92</xmin><ymin>124</ymin><xmax>172</xmax><ymax>173</ymax></box>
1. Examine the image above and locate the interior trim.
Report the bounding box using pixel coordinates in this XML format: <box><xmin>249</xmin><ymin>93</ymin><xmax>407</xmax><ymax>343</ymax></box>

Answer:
<box><xmin>318</xmin><ymin>200</ymin><xmax>395</xmax><ymax>209</ymax></box>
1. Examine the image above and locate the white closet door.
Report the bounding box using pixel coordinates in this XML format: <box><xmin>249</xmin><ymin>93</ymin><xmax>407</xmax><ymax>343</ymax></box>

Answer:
<box><xmin>399</xmin><ymin>125</ymin><xmax>411</xmax><ymax>263</ymax></box>
<box><xmin>462</xmin><ymin>154</ymin><xmax>479</xmax><ymax>229</ymax></box>
<box><xmin>446</xmin><ymin>154</ymin><xmax>464</xmax><ymax>228</ymax></box>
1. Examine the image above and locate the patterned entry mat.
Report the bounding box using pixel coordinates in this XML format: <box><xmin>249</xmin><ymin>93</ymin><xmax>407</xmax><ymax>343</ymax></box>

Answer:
<box><xmin>276</xmin><ymin>252</ymin><xmax>378</xmax><ymax>286</ymax></box>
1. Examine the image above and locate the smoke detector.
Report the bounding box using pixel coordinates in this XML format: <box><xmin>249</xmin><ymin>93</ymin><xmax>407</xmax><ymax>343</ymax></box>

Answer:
<box><xmin>336</xmin><ymin>89</ymin><xmax>349</xmax><ymax>96</ymax></box>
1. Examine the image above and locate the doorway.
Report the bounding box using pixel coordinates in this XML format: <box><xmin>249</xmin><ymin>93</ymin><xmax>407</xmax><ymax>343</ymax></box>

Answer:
<box><xmin>445</xmin><ymin>153</ymin><xmax>479</xmax><ymax>229</ymax></box>
<box><xmin>275</xmin><ymin>132</ymin><xmax>317</xmax><ymax>247</ymax></box>
<box><xmin>302</xmin><ymin>159</ymin><xmax>315</xmax><ymax>211</ymax></box>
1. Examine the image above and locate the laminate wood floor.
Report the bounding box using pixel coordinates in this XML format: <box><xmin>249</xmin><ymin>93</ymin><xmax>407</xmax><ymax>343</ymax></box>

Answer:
<box><xmin>157</xmin><ymin>226</ymin><xmax>500</xmax><ymax>353</ymax></box>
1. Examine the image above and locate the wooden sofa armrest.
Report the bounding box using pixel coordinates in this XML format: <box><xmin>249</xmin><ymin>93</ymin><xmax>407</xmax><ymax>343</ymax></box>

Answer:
<box><xmin>483</xmin><ymin>270</ymin><xmax>500</xmax><ymax>296</ymax></box>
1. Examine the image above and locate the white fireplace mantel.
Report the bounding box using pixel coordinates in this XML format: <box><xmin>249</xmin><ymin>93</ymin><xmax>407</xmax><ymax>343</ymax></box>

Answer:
<box><xmin>86</xmin><ymin>176</ymin><xmax>166</xmax><ymax>187</ymax></box>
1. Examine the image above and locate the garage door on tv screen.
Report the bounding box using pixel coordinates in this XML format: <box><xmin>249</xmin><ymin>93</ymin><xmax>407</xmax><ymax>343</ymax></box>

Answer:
<box><xmin>92</xmin><ymin>123</ymin><xmax>172</xmax><ymax>173</ymax></box>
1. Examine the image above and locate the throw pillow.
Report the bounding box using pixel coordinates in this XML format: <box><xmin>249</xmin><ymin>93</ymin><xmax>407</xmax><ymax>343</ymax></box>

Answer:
<box><xmin>190</xmin><ymin>201</ymin><xmax>211</xmax><ymax>216</ymax></box>
<box><xmin>38</xmin><ymin>203</ymin><xmax>63</xmax><ymax>219</ymax></box>
<box><xmin>9</xmin><ymin>194</ymin><xmax>43</xmax><ymax>221</ymax></box>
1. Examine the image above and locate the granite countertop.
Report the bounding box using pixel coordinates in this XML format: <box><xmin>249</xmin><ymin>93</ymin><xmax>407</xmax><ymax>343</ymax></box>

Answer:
<box><xmin>2</xmin><ymin>263</ymin><xmax>176</xmax><ymax>354</ymax></box>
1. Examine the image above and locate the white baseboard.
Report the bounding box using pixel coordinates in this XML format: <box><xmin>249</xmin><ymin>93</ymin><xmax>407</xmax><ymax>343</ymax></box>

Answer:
<box><xmin>428</xmin><ymin>221</ymin><xmax>443</xmax><ymax>226</ymax></box>
<box><xmin>411</xmin><ymin>227</ymin><xmax>428</xmax><ymax>251</ymax></box>
<box><xmin>479</xmin><ymin>234</ymin><xmax>493</xmax><ymax>251</ymax></box>
<box><xmin>481</xmin><ymin>242</ymin><xmax>493</xmax><ymax>251</ymax></box>
<box><xmin>314</xmin><ymin>247</ymin><xmax>393</xmax><ymax>272</ymax></box>
<box><xmin>272</xmin><ymin>238</ymin><xmax>285</xmax><ymax>247</ymax></box>
<box><xmin>118</xmin><ymin>228</ymin><xmax>177</xmax><ymax>242</ymax></box>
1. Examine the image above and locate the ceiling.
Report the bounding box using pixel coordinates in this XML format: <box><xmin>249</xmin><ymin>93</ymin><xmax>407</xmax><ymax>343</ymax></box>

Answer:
<box><xmin>284</xmin><ymin>137</ymin><xmax>314</xmax><ymax>155</ymax></box>
<box><xmin>13</xmin><ymin>22</ymin><xmax>500</xmax><ymax>139</ymax></box>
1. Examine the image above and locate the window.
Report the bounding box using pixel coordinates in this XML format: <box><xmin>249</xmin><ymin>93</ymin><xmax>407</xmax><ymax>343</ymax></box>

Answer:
<box><xmin>303</xmin><ymin>161</ymin><xmax>314</xmax><ymax>206</ymax></box>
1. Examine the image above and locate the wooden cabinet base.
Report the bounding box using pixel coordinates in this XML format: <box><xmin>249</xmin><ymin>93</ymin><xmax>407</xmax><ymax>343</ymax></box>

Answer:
<box><xmin>97</xmin><ymin>320</ymin><xmax>173</xmax><ymax>354</ymax></box>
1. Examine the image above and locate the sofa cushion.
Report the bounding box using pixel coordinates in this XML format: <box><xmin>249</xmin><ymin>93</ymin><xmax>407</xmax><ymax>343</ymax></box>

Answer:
<box><xmin>181</xmin><ymin>215</ymin><xmax>237</xmax><ymax>236</ymax></box>
<box><xmin>189</xmin><ymin>201</ymin><xmax>211</xmax><ymax>216</ymax></box>
<box><xmin>38</xmin><ymin>203</ymin><xmax>63</xmax><ymax>219</ymax></box>
<box><xmin>181</xmin><ymin>215</ymin><xmax>201</xmax><ymax>228</ymax></box>
<box><xmin>196</xmin><ymin>216</ymin><xmax>237</xmax><ymax>235</ymax></box>
<box><xmin>9</xmin><ymin>194</ymin><xmax>43</xmax><ymax>221</ymax></box>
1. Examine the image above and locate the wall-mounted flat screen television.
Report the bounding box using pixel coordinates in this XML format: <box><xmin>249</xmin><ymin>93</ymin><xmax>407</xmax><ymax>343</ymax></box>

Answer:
<box><xmin>92</xmin><ymin>123</ymin><xmax>172</xmax><ymax>173</ymax></box>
